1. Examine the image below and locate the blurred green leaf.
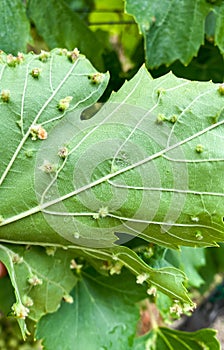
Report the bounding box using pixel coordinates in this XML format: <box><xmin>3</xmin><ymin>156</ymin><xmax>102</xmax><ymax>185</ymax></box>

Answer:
<box><xmin>125</xmin><ymin>0</ymin><xmax>211</xmax><ymax>68</ymax></box>
<box><xmin>0</xmin><ymin>0</ymin><xmax>30</xmax><ymax>54</ymax></box>
<box><xmin>0</xmin><ymin>276</ymin><xmax>15</xmax><ymax>315</ymax></box>
<box><xmin>151</xmin><ymin>41</ymin><xmax>224</xmax><ymax>83</ymax></box>
<box><xmin>27</xmin><ymin>0</ymin><xmax>105</xmax><ymax>69</ymax></box>
<box><xmin>166</xmin><ymin>247</ymin><xmax>206</xmax><ymax>288</ymax></box>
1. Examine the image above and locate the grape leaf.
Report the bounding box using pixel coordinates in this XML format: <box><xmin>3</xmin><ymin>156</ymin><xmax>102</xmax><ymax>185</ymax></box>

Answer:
<box><xmin>125</xmin><ymin>0</ymin><xmax>224</xmax><ymax>68</ymax></box>
<box><xmin>0</xmin><ymin>275</ymin><xmax>15</xmax><ymax>315</ymax></box>
<box><xmin>0</xmin><ymin>244</ymin><xmax>77</xmax><ymax>338</ymax></box>
<box><xmin>213</xmin><ymin>3</ymin><xmax>224</xmax><ymax>55</ymax></box>
<box><xmin>133</xmin><ymin>327</ymin><xmax>221</xmax><ymax>350</ymax></box>
<box><xmin>79</xmin><ymin>245</ymin><xmax>192</xmax><ymax>304</ymax></box>
<box><xmin>165</xmin><ymin>247</ymin><xmax>206</xmax><ymax>288</ymax></box>
<box><xmin>0</xmin><ymin>0</ymin><xmax>30</xmax><ymax>55</ymax></box>
<box><xmin>1</xmin><ymin>51</ymin><xmax>224</xmax><ymax>323</ymax></box>
<box><xmin>0</xmin><ymin>48</ymin><xmax>109</xmax><ymax>246</ymax></box>
<box><xmin>36</xmin><ymin>269</ymin><xmax>145</xmax><ymax>350</ymax></box>
<box><xmin>1</xmin><ymin>57</ymin><xmax>224</xmax><ymax>250</ymax></box>
<box><xmin>27</xmin><ymin>0</ymin><xmax>105</xmax><ymax>69</ymax></box>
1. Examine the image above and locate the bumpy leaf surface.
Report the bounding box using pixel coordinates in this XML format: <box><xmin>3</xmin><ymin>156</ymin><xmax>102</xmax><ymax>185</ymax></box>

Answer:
<box><xmin>1</xmin><ymin>52</ymin><xmax>224</xmax><ymax>251</ymax></box>
<box><xmin>1</xmin><ymin>50</ymin><xmax>224</xmax><ymax>342</ymax></box>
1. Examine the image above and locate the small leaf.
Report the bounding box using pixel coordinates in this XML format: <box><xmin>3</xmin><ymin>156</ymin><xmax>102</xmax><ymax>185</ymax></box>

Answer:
<box><xmin>0</xmin><ymin>244</ymin><xmax>77</xmax><ymax>338</ymax></box>
<box><xmin>77</xmin><ymin>245</ymin><xmax>191</xmax><ymax>304</ymax></box>
<box><xmin>133</xmin><ymin>327</ymin><xmax>221</xmax><ymax>350</ymax></box>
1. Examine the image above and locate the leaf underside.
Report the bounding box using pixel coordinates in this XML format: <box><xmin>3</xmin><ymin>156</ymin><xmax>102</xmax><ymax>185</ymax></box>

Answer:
<box><xmin>1</xmin><ymin>51</ymin><xmax>224</xmax><ymax>250</ymax></box>
<box><xmin>0</xmin><ymin>49</ymin><xmax>224</xmax><ymax>346</ymax></box>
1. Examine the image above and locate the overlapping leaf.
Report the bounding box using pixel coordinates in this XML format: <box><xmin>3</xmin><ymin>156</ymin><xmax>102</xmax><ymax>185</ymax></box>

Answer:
<box><xmin>133</xmin><ymin>327</ymin><xmax>220</xmax><ymax>350</ymax></box>
<box><xmin>36</xmin><ymin>269</ymin><xmax>145</xmax><ymax>350</ymax></box>
<box><xmin>0</xmin><ymin>245</ymin><xmax>77</xmax><ymax>337</ymax></box>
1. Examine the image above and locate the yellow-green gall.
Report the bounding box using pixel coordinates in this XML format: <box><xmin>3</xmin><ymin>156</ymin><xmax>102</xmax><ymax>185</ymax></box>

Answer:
<box><xmin>22</xmin><ymin>295</ymin><xmax>34</xmax><ymax>307</ymax></box>
<box><xmin>67</xmin><ymin>48</ymin><xmax>80</xmax><ymax>63</ymax></box>
<box><xmin>218</xmin><ymin>83</ymin><xmax>224</xmax><ymax>95</ymax></box>
<box><xmin>195</xmin><ymin>231</ymin><xmax>203</xmax><ymax>240</ymax></box>
<box><xmin>28</xmin><ymin>274</ymin><xmax>43</xmax><ymax>286</ymax></box>
<box><xmin>88</xmin><ymin>73</ymin><xmax>104</xmax><ymax>84</ymax></box>
<box><xmin>156</xmin><ymin>113</ymin><xmax>165</xmax><ymax>124</ymax></box>
<box><xmin>58</xmin><ymin>146</ymin><xmax>69</xmax><ymax>159</ymax></box>
<box><xmin>170</xmin><ymin>115</ymin><xmax>178</xmax><ymax>123</ymax></box>
<box><xmin>30</xmin><ymin>124</ymin><xmax>48</xmax><ymax>140</ymax></box>
<box><xmin>31</xmin><ymin>67</ymin><xmax>42</xmax><ymax>78</ymax></box>
<box><xmin>7</xmin><ymin>54</ymin><xmax>17</xmax><ymax>67</ymax></box>
<box><xmin>25</xmin><ymin>149</ymin><xmax>34</xmax><ymax>158</ymax></box>
<box><xmin>12</xmin><ymin>253</ymin><xmax>23</xmax><ymax>264</ymax></box>
<box><xmin>39</xmin><ymin>50</ymin><xmax>50</xmax><ymax>62</ymax></box>
<box><xmin>39</xmin><ymin>160</ymin><xmax>57</xmax><ymax>174</ymax></box>
<box><xmin>1</xmin><ymin>89</ymin><xmax>10</xmax><ymax>102</ymax></box>
<box><xmin>12</xmin><ymin>302</ymin><xmax>29</xmax><ymax>319</ymax></box>
<box><xmin>45</xmin><ymin>246</ymin><xmax>57</xmax><ymax>256</ymax></box>
<box><xmin>58</xmin><ymin>96</ymin><xmax>73</xmax><ymax>111</ymax></box>
<box><xmin>63</xmin><ymin>294</ymin><xmax>74</xmax><ymax>304</ymax></box>
<box><xmin>195</xmin><ymin>144</ymin><xmax>203</xmax><ymax>153</ymax></box>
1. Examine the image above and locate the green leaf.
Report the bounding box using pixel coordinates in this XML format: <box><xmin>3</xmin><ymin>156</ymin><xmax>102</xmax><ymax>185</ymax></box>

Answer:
<box><xmin>27</xmin><ymin>0</ymin><xmax>105</xmax><ymax>69</ymax></box>
<box><xmin>1</xmin><ymin>54</ymin><xmax>224</xmax><ymax>313</ymax></box>
<box><xmin>0</xmin><ymin>0</ymin><xmax>30</xmax><ymax>54</ymax></box>
<box><xmin>125</xmin><ymin>0</ymin><xmax>212</xmax><ymax>68</ymax></box>
<box><xmin>133</xmin><ymin>327</ymin><xmax>221</xmax><ymax>350</ymax></box>
<box><xmin>0</xmin><ymin>48</ymin><xmax>109</xmax><ymax>247</ymax></box>
<box><xmin>165</xmin><ymin>247</ymin><xmax>206</xmax><ymax>287</ymax></box>
<box><xmin>0</xmin><ymin>276</ymin><xmax>15</xmax><ymax>315</ymax></box>
<box><xmin>36</xmin><ymin>269</ymin><xmax>144</xmax><ymax>350</ymax></box>
<box><xmin>1</xmin><ymin>62</ymin><xmax>224</xmax><ymax>251</ymax></box>
<box><xmin>80</xmin><ymin>245</ymin><xmax>191</xmax><ymax>304</ymax></box>
<box><xmin>0</xmin><ymin>244</ymin><xmax>77</xmax><ymax>338</ymax></box>
<box><xmin>213</xmin><ymin>4</ymin><xmax>224</xmax><ymax>55</ymax></box>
